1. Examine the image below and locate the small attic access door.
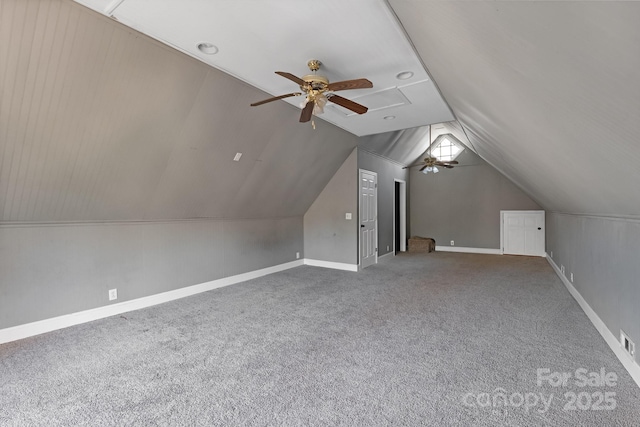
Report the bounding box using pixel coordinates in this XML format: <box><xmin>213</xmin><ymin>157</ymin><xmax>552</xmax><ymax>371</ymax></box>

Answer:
<box><xmin>360</xmin><ymin>169</ymin><xmax>378</xmax><ymax>269</ymax></box>
<box><xmin>501</xmin><ymin>210</ymin><xmax>546</xmax><ymax>257</ymax></box>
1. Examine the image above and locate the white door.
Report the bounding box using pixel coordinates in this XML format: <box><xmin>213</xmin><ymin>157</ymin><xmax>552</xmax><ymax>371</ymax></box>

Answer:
<box><xmin>360</xmin><ymin>170</ymin><xmax>377</xmax><ymax>268</ymax></box>
<box><xmin>502</xmin><ymin>210</ymin><xmax>545</xmax><ymax>256</ymax></box>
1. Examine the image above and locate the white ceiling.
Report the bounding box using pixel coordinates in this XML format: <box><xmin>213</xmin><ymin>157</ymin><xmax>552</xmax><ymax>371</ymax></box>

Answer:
<box><xmin>75</xmin><ymin>0</ymin><xmax>454</xmax><ymax>137</ymax></box>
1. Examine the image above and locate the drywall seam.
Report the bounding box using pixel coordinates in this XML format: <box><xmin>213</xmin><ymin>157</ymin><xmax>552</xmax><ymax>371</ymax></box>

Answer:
<box><xmin>0</xmin><ymin>216</ymin><xmax>303</xmax><ymax>229</ymax></box>
<box><xmin>548</xmin><ymin>212</ymin><xmax>640</xmax><ymax>223</ymax></box>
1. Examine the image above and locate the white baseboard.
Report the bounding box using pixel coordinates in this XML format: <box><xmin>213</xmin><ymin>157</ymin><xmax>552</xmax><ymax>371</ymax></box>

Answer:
<box><xmin>435</xmin><ymin>246</ymin><xmax>502</xmax><ymax>255</ymax></box>
<box><xmin>547</xmin><ymin>255</ymin><xmax>640</xmax><ymax>389</ymax></box>
<box><xmin>0</xmin><ymin>259</ymin><xmax>304</xmax><ymax>345</ymax></box>
<box><xmin>304</xmin><ymin>258</ymin><xmax>358</xmax><ymax>272</ymax></box>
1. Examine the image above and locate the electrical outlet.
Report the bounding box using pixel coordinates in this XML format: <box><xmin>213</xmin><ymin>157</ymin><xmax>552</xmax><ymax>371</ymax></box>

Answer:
<box><xmin>108</xmin><ymin>289</ymin><xmax>117</xmax><ymax>301</ymax></box>
<box><xmin>450</xmin><ymin>240</ymin><xmax>454</xmax><ymax>246</ymax></box>
<box><xmin>550</xmin><ymin>251</ymin><xmax>553</xmax><ymax>258</ymax></box>
<box><xmin>561</xmin><ymin>265</ymin><xmax>565</xmax><ymax>275</ymax></box>
<box><xmin>387</xmin><ymin>245</ymin><xmax>390</xmax><ymax>251</ymax></box>
<box><xmin>345</xmin><ymin>213</ymin><xmax>352</xmax><ymax>220</ymax></box>
<box><xmin>570</xmin><ymin>272</ymin><xmax>574</xmax><ymax>282</ymax></box>
<box><xmin>621</xmin><ymin>330</ymin><xmax>636</xmax><ymax>360</ymax></box>
<box><xmin>296</xmin><ymin>252</ymin><xmax>300</xmax><ymax>259</ymax></box>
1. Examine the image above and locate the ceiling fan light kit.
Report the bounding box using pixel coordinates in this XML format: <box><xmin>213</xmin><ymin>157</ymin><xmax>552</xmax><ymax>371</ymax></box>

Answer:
<box><xmin>404</xmin><ymin>142</ymin><xmax>460</xmax><ymax>175</ymax></box>
<box><xmin>407</xmin><ymin>156</ymin><xmax>458</xmax><ymax>174</ymax></box>
<box><xmin>250</xmin><ymin>59</ymin><xmax>373</xmax><ymax>127</ymax></box>
<box><xmin>422</xmin><ymin>166</ymin><xmax>438</xmax><ymax>174</ymax></box>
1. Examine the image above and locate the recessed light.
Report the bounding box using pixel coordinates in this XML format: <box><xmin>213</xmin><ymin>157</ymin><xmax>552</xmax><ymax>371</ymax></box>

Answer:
<box><xmin>396</xmin><ymin>71</ymin><xmax>414</xmax><ymax>80</ymax></box>
<box><xmin>384</xmin><ymin>115</ymin><xmax>396</xmax><ymax>120</ymax></box>
<box><xmin>233</xmin><ymin>153</ymin><xmax>242</xmax><ymax>161</ymax></box>
<box><xmin>197</xmin><ymin>42</ymin><xmax>218</xmax><ymax>55</ymax></box>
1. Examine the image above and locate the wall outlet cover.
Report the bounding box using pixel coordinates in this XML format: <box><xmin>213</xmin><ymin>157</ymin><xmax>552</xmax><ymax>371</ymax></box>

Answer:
<box><xmin>621</xmin><ymin>330</ymin><xmax>636</xmax><ymax>360</ymax></box>
<box><xmin>450</xmin><ymin>240</ymin><xmax>454</xmax><ymax>246</ymax></box>
<box><xmin>108</xmin><ymin>289</ymin><xmax>117</xmax><ymax>301</ymax></box>
<box><xmin>296</xmin><ymin>252</ymin><xmax>300</xmax><ymax>259</ymax></box>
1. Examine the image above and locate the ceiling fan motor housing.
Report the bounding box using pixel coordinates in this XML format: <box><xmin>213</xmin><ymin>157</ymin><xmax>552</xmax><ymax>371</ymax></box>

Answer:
<box><xmin>301</xmin><ymin>75</ymin><xmax>329</xmax><ymax>92</ymax></box>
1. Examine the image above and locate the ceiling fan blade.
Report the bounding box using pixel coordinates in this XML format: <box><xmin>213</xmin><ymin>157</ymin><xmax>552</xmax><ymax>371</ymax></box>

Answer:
<box><xmin>447</xmin><ymin>160</ymin><xmax>459</xmax><ymax>165</ymax></box>
<box><xmin>327</xmin><ymin>78</ymin><xmax>373</xmax><ymax>92</ymax></box>
<box><xmin>250</xmin><ymin>92</ymin><xmax>302</xmax><ymax>107</ymax></box>
<box><xmin>300</xmin><ymin>100</ymin><xmax>315</xmax><ymax>122</ymax></box>
<box><xmin>328</xmin><ymin>94</ymin><xmax>368</xmax><ymax>114</ymax></box>
<box><xmin>443</xmin><ymin>165</ymin><xmax>454</xmax><ymax>169</ymax></box>
<box><xmin>419</xmin><ymin>165</ymin><xmax>427</xmax><ymax>172</ymax></box>
<box><xmin>403</xmin><ymin>163</ymin><xmax>423</xmax><ymax>169</ymax></box>
<box><xmin>275</xmin><ymin>71</ymin><xmax>306</xmax><ymax>86</ymax></box>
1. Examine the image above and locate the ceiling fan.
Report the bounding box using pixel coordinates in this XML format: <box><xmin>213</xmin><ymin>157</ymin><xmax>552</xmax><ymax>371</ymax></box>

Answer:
<box><xmin>250</xmin><ymin>59</ymin><xmax>373</xmax><ymax>126</ymax></box>
<box><xmin>404</xmin><ymin>155</ymin><xmax>458</xmax><ymax>174</ymax></box>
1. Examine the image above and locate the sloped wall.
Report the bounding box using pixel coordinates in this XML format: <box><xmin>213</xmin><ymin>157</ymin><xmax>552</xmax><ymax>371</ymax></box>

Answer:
<box><xmin>410</xmin><ymin>149</ymin><xmax>540</xmax><ymax>249</ymax></box>
<box><xmin>0</xmin><ymin>1</ymin><xmax>359</xmax><ymax>331</ymax></box>
<box><xmin>0</xmin><ymin>1</ymin><xmax>359</xmax><ymax>222</ymax></box>
<box><xmin>303</xmin><ymin>149</ymin><xmax>358</xmax><ymax>266</ymax></box>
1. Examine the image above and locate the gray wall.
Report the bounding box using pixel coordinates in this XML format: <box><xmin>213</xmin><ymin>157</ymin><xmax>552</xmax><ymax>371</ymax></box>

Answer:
<box><xmin>0</xmin><ymin>217</ymin><xmax>302</xmax><ymax>329</ymax></box>
<box><xmin>358</xmin><ymin>150</ymin><xmax>409</xmax><ymax>257</ymax></box>
<box><xmin>0</xmin><ymin>0</ymin><xmax>359</xmax><ymax>223</ymax></box>
<box><xmin>410</xmin><ymin>149</ymin><xmax>540</xmax><ymax>249</ymax></box>
<box><xmin>304</xmin><ymin>149</ymin><xmax>359</xmax><ymax>265</ymax></box>
<box><xmin>546</xmin><ymin>213</ymin><xmax>640</xmax><ymax>356</ymax></box>
<box><xmin>0</xmin><ymin>0</ymin><xmax>359</xmax><ymax>331</ymax></box>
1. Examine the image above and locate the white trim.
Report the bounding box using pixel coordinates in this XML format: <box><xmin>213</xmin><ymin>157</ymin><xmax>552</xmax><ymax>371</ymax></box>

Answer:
<box><xmin>0</xmin><ymin>259</ymin><xmax>304</xmax><ymax>345</ymax></box>
<box><xmin>435</xmin><ymin>246</ymin><xmax>502</xmax><ymax>255</ymax></box>
<box><xmin>547</xmin><ymin>256</ymin><xmax>640</xmax><ymax>389</ymax></box>
<box><xmin>393</xmin><ymin>179</ymin><xmax>407</xmax><ymax>253</ymax></box>
<box><xmin>500</xmin><ymin>210</ymin><xmax>546</xmax><ymax>256</ymax></box>
<box><xmin>304</xmin><ymin>258</ymin><xmax>359</xmax><ymax>272</ymax></box>
<box><xmin>358</xmin><ymin>169</ymin><xmax>378</xmax><ymax>268</ymax></box>
<box><xmin>377</xmin><ymin>251</ymin><xmax>394</xmax><ymax>262</ymax></box>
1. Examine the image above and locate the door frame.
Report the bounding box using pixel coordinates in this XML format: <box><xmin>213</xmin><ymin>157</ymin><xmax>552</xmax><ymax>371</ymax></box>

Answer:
<box><xmin>359</xmin><ymin>169</ymin><xmax>378</xmax><ymax>268</ymax></box>
<box><xmin>393</xmin><ymin>179</ymin><xmax>407</xmax><ymax>254</ymax></box>
<box><xmin>500</xmin><ymin>210</ymin><xmax>546</xmax><ymax>256</ymax></box>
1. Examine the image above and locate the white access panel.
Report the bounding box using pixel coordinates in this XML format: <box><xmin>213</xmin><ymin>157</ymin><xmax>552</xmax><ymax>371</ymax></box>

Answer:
<box><xmin>501</xmin><ymin>210</ymin><xmax>545</xmax><ymax>257</ymax></box>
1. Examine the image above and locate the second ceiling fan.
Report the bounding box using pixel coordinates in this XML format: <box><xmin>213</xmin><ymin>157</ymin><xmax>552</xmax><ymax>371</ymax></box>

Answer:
<box><xmin>404</xmin><ymin>156</ymin><xmax>458</xmax><ymax>174</ymax></box>
<box><xmin>251</xmin><ymin>59</ymin><xmax>373</xmax><ymax>125</ymax></box>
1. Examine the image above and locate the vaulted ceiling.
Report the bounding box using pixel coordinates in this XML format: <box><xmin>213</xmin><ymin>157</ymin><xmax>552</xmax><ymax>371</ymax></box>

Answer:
<box><xmin>389</xmin><ymin>1</ymin><xmax>640</xmax><ymax>217</ymax></box>
<box><xmin>2</xmin><ymin>0</ymin><xmax>639</xmax><ymax>222</ymax></box>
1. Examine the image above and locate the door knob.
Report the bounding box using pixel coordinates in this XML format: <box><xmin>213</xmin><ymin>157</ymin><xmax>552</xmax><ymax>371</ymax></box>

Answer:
<box><xmin>361</xmin><ymin>224</ymin><xmax>365</xmax><ymax>228</ymax></box>
<box><xmin>538</xmin><ymin>227</ymin><xmax>542</xmax><ymax>230</ymax></box>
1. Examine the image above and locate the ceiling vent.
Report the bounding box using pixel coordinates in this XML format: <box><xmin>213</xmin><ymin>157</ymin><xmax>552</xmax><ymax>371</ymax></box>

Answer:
<box><xmin>327</xmin><ymin>87</ymin><xmax>411</xmax><ymax>117</ymax></box>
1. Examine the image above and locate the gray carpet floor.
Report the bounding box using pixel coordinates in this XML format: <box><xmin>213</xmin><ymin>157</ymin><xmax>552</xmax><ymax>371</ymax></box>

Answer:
<box><xmin>1</xmin><ymin>252</ymin><xmax>639</xmax><ymax>426</ymax></box>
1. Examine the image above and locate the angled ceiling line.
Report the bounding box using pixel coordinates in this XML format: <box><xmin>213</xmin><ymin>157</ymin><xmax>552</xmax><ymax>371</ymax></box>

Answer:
<box><xmin>459</xmin><ymin>123</ymin><xmax>546</xmax><ymax>210</ymax></box>
<box><xmin>383</xmin><ymin>0</ymin><xmax>457</xmax><ymax>128</ymax></box>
